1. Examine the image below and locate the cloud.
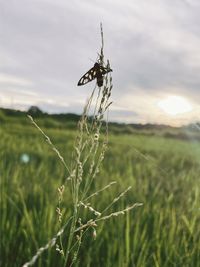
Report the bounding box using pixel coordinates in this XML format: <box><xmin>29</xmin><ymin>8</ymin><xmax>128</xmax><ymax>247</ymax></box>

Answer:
<box><xmin>0</xmin><ymin>0</ymin><xmax>200</xmax><ymax>125</ymax></box>
<box><xmin>0</xmin><ymin>73</ymin><xmax>33</xmax><ymax>87</ymax></box>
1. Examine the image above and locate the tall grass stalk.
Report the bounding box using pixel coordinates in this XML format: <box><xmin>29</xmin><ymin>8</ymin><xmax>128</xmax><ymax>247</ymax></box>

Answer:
<box><xmin>22</xmin><ymin>25</ymin><xmax>142</xmax><ymax>267</ymax></box>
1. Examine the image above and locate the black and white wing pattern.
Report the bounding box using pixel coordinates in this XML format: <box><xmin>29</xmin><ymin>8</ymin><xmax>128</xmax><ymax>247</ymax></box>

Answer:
<box><xmin>77</xmin><ymin>63</ymin><xmax>99</xmax><ymax>86</ymax></box>
<box><xmin>77</xmin><ymin>62</ymin><xmax>112</xmax><ymax>87</ymax></box>
<box><xmin>99</xmin><ymin>65</ymin><xmax>111</xmax><ymax>75</ymax></box>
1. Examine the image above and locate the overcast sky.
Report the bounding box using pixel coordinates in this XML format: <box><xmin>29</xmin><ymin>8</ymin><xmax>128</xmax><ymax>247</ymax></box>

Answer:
<box><xmin>0</xmin><ymin>0</ymin><xmax>200</xmax><ymax>125</ymax></box>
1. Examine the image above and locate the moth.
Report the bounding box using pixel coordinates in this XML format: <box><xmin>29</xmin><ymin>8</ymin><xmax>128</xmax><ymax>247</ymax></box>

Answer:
<box><xmin>77</xmin><ymin>62</ymin><xmax>112</xmax><ymax>87</ymax></box>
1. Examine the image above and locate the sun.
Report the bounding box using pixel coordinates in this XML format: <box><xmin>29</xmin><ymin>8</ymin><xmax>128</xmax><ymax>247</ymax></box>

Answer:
<box><xmin>157</xmin><ymin>95</ymin><xmax>192</xmax><ymax>116</ymax></box>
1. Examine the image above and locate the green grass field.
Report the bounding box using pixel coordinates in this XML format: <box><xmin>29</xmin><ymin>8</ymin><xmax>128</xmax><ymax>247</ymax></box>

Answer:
<box><xmin>1</xmin><ymin>111</ymin><xmax>200</xmax><ymax>267</ymax></box>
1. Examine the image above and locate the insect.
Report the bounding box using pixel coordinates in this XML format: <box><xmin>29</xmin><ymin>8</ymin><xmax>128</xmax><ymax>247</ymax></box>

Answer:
<box><xmin>77</xmin><ymin>62</ymin><xmax>112</xmax><ymax>87</ymax></box>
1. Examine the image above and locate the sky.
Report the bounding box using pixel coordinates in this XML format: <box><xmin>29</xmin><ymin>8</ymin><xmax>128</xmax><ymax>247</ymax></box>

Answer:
<box><xmin>0</xmin><ymin>0</ymin><xmax>200</xmax><ymax>126</ymax></box>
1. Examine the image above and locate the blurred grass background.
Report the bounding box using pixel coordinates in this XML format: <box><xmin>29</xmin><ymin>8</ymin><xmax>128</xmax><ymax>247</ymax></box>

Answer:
<box><xmin>1</xmin><ymin>108</ymin><xmax>200</xmax><ymax>267</ymax></box>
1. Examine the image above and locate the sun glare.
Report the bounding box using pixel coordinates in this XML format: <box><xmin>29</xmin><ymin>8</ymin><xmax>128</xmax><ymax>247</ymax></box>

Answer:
<box><xmin>157</xmin><ymin>95</ymin><xmax>192</xmax><ymax>116</ymax></box>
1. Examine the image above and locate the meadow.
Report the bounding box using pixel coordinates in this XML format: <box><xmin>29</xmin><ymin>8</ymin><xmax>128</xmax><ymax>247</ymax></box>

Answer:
<box><xmin>1</xmin><ymin>109</ymin><xmax>200</xmax><ymax>267</ymax></box>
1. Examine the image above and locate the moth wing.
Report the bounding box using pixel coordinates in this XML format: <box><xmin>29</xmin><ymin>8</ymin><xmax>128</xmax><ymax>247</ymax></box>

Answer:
<box><xmin>99</xmin><ymin>65</ymin><xmax>112</xmax><ymax>75</ymax></box>
<box><xmin>77</xmin><ymin>67</ymin><xmax>97</xmax><ymax>86</ymax></box>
